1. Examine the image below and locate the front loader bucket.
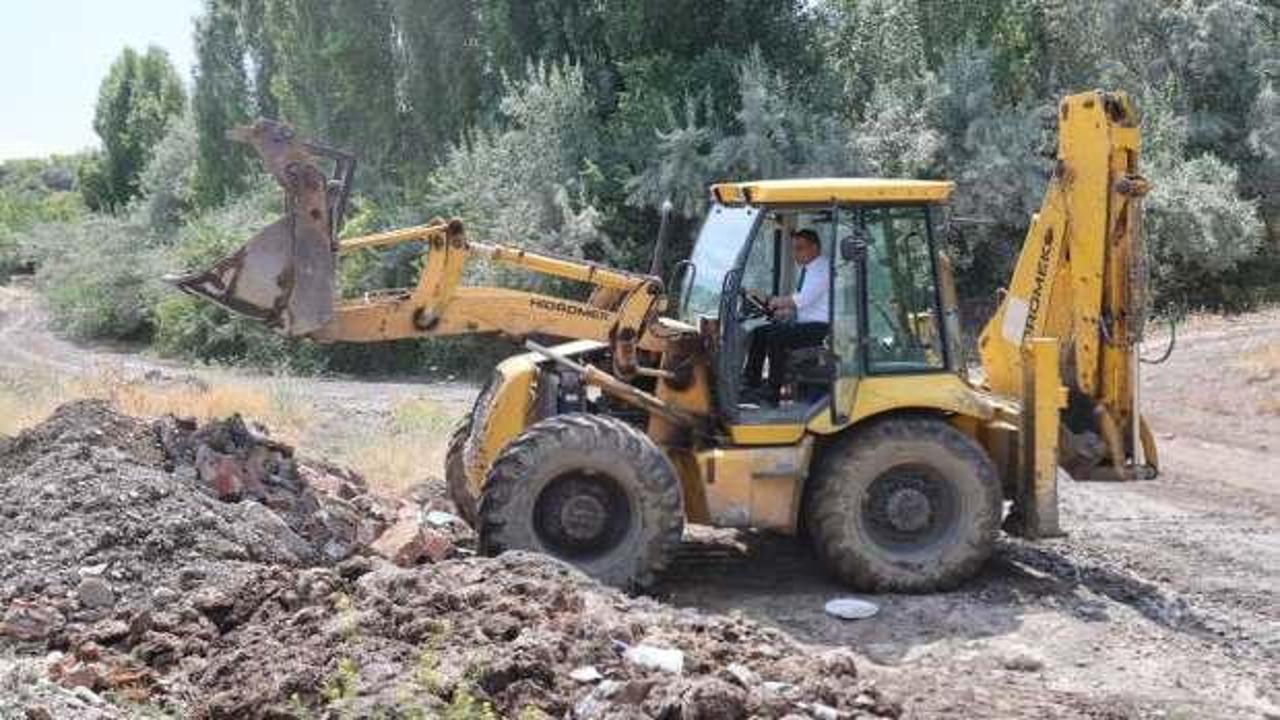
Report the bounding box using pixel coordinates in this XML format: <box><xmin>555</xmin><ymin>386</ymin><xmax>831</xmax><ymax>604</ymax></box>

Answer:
<box><xmin>166</xmin><ymin>120</ymin><xmax>352</xmax><ymax>336</ymax></box>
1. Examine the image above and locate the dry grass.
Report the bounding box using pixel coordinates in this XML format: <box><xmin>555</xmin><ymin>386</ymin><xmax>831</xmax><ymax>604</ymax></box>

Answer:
<box><xmin>71</xmin><ymin>369</ymin><xmax>309</xmax><ymax>439</ymax></box>
<box><xmin>0</xmin><ymin>365</ymin><xmax>464</xmax><ymax>498</ymax></box>
<box><xmin>335</xmin><ymin>397</ymin><xmax>461</xmax><ymax>496</ymax></box>
<box><xmin>1237</xmin><ymin>342</ymin><xmax>1280</xmax><ymax>416</ymax></box>
<box><xmin>0</xmin><ymin>369</ymin><xmax>73</xmax><ymax>436</ymax></box>
<box><xmin>1238</xmin><ymin>342</ymin><xmax>1280</xmax><ymax>376</ymax></box>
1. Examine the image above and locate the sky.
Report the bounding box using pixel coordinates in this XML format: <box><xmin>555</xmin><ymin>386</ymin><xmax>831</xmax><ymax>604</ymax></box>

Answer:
<box><xmin>0</xmin><ymin>0</ymin><xmax>202</xmax><ymax>160</ymax></box>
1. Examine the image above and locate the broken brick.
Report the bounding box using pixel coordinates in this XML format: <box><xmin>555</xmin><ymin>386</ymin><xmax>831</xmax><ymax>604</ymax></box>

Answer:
<box><xmin>369</xmin><ymin>515</ymin><xmax>453</xmax><ymax>567</ymax></box>
<box><xmin>0</xmin><ymin>599</ymin><xmax>64</xmax><ymax>642</ymax></box>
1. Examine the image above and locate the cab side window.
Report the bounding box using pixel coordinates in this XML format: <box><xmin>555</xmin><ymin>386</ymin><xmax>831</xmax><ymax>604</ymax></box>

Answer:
<box><xmin>862</xmin><ymin>206</ymin><xmax>945</xmax><ymax>373</ymax></box>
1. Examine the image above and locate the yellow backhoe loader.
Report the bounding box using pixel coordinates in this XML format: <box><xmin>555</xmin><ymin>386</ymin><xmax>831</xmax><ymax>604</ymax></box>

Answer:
<box><xmin>170</xmin><ymin>90</ymin><xmax>1158</xmax><ymax>592</ymax></box>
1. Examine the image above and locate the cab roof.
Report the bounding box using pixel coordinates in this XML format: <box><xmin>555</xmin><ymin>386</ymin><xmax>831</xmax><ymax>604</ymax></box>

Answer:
<box><xmin>710</xmin><ymin>178</ymin><xmax>954</xmax><ymax>205</ymax></box>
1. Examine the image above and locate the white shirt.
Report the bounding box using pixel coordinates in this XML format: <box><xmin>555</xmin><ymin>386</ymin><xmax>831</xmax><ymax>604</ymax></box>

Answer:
<box><xmin>791</xmin><ymin>255</ymin><xmax>830</xmax><ymax>324</ymax></box>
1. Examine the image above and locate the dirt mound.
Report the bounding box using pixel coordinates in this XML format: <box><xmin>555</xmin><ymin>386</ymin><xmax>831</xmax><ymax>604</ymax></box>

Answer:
<box><xmin>0</xmin><ymin>401</ymin><xmax>395</xmax><ymax>609</ymax></box>
<box><xmin>0</xmin><ymin>402</ymin><xmax>898</xmax><ymax>719</ymax></box>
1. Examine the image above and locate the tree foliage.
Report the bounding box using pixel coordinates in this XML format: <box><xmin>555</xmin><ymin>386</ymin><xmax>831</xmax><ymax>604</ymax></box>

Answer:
<box><xmin>78</xmin><ymin>47</ymin><xmax>187</xmax><ymax>212</ymax></box>
<box><xmin>15</xmin><ymin>0</ymin><xmax>1278</xmax><ymax>365</ymax></box>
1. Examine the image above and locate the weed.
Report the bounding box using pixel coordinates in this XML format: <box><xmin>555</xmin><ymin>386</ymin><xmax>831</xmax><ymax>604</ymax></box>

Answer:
<box><xmin>321</xmin><ymin>657</ymin><xmax>361</xmax><ymax>714</ymax></box>
<box><xmin>444</xmin><ymin>685</ymin><xmax>498</xmax><ymax>720</ymax></box>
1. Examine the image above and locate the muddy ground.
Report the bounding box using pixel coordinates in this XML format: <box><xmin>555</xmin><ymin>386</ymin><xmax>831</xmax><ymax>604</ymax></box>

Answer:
<box><xmin>2</xmin><ymin>281</ymin><xmax>1277</xmax><ymax>718</ymax></box>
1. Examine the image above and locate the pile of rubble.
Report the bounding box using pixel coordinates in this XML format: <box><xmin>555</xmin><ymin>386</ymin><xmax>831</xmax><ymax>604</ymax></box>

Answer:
<box><xmin>0</xmin><ymin>401</ymin><xmax>898</xmax><ymax>719</ymax></box>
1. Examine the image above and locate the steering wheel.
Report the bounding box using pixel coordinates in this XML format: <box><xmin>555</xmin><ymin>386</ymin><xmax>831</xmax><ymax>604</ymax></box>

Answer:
<box><xmin>739</xmin><ymin>288</ymin><xmax>773</xmax><ymax>320</ymax></box>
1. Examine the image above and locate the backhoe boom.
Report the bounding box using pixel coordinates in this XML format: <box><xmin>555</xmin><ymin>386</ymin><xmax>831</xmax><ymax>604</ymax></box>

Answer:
<box><xmin>978</xmin><ymin>91</ymin><xmax>1157</xmax><ymax>482</ymax></box>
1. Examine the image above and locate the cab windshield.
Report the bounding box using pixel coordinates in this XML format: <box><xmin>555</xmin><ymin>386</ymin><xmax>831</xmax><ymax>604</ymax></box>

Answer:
<box><xmin>679</xmin><ymin>204</ymin><xmax>757</xmax><ymax>323</ymax></box>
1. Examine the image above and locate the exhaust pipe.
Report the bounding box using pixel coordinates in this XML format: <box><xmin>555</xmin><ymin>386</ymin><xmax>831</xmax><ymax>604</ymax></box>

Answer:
<box><xmin>647</xmin><ymin>200</ymin><xmax>675</xmax><ymax>278</ymax></box>
<box><xmin>164</xmin><ymin>120</ymin><xmax>353</xmax><ymax>336</ymax></box>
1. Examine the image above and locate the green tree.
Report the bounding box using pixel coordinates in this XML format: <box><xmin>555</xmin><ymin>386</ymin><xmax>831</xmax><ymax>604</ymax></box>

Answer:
<box><xmin>79</xmin><ymin>46</ymin><xmax>187</xmax><ymax>211</ymax></box>
<box><xmin>427</xmin><ymin>61</ymin><xmax>610</xmax><ymax>278</ymax></box>
<box><xmin>393</xmin><ymin>0</ymin><xmax>489</xmax><ymax>171</ymax></box>
<box><xmin>265</xmin><ymin>0</ymin><xmax>401</xmax><ymax>186</ymax></box>
<box><xmin>192</xmin><ymin>0</ymin><xmax>253</xmax><ymax>207</ymax></box>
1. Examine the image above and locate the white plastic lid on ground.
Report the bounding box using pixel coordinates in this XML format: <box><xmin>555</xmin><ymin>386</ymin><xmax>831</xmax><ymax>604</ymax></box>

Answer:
<box><xmin>823</xmin><ymin>597</ymin><xmax>880</xmax><ymax>620</ymax></box>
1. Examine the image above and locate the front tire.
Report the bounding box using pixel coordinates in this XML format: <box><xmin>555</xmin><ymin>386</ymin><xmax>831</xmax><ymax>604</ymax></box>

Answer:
<box><xmin>445</xmin><ymin>418</ymin><xmax>477</xmax><ymax>524</ymax></box>
<box><xmin>479</xmin><ymin>414</ymin><xmax>683</xmax><ymax>589</ymax></box>
<box><xmin>806</xmin><ymin>415</ymin><xmax>1000</xmax><ymax>593</ymax></box>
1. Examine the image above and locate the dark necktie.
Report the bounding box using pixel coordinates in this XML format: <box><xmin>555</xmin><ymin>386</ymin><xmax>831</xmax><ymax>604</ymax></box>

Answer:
<box><xmin>797</xmin><ymin>265</ymin><xmax>807</xmax><ymax>292</ymax></box>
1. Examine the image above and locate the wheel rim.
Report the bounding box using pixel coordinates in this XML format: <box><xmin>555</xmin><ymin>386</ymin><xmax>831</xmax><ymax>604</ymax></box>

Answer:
<box><xmin>862</xmin><ymin>463</ymin><xmax>958</xmax><ymax>552</ymax></box>
<box><xmin>532</xmin><ymin>470</ymin><xmax>632</xmax><ymax>560</ymax></box>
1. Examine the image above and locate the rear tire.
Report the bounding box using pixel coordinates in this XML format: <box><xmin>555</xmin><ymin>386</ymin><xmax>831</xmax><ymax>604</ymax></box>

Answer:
<box><xmin>479</xmin><ymin>413</ymin><xmax>683</xmax><ymax>589</ymax></box>
<box><xmin>806</xmin><ymin>415</ymin><xmax>1000</xmax><ymax>593</ymax></box>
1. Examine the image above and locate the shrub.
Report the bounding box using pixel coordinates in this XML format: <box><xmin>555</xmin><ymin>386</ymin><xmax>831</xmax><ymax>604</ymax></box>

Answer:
<box><xmin>1146</xmin><ymin>154</ymin><xmax>1267</xmax><ymax>310</ymax></box>
<box><xmin>27</xmin><ymin>214</ymin><xmax>163</xmax><ymax>340</ymax></box>
<box><xmin>139</xmin><ymin>110</ymin><xmax>199</xmax><ymax>232</ymax></box>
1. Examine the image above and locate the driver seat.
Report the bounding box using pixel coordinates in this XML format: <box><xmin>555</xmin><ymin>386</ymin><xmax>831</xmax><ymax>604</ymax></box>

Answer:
<box><xmin>777</xmin><ymin>343</ymin><xmax>836</xmax><ymax>403</ymax></box>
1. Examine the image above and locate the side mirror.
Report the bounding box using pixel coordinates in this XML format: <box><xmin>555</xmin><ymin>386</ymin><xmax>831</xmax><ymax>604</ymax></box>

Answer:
<box><xmin>840</xmin><ymin>232</ymin><xmax>868</xmax><ymax>262</ymax></box>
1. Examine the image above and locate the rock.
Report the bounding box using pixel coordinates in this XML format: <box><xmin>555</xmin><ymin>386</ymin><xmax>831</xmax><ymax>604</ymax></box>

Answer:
<box><xmin>150</xmin><ymin>586</ymin><xmax>179</xmax><ymax>608</ymax></box>
<box><xmin>370</xmin><ymin>516</ymin><xmax>452</xmax><ymax>567</ymax></box>
<box><xmin>52</xmin><ymin>658</ymin><xmax>105</xmax><ymax>691</ymax></box>
<box><xmin>574</xmin><ymin>679</ymin><xmax>623</xmax><ymax>718</ymax></box>
<box><xmin>722</xmin><ymin>662</ymin><xmax>759</xmax><ymax>688</ymax></box>
<box><xmin>86</xmin><ymin>619</ymin><xmax>129</xmax><ymax>644</ymax></box>
<box><xmin>196</xmin><ymin>446</ymin><xmax>244</xmax><ymax>501</ymax></box>
<box><xmin>1001</xmin><ymin>650</ymin><xmax>1046</xmax><ymax>672</ymax></box>
<box><xmin>817</xmin><ymin>648</ymin><xmax>858</xmax><ymax>678</ymax></box>
<box><xmin>679</xmin><ymin>677</ymin><xmax>747</xmax><ymax>720</ymax></box>
<box><xmin>24</xmin><ymin>706</ymin><xmax>54</xmax><ymax>720</ymax></box>
<box><xmin>624</xmin><ymin>644</ymin><xmax>685</xmax><ymax>674</ymax></box>
<box><xmin>336</xmin><ymin>555</ymin><xmax>374</xmax><ymax>580</ymax></box>
<box><xmin>1</xmin><ymin>600</ymin><xmax>65</xmax><ymax>642</ymax></box>
<box><xmin>74</xmin><ymin>641</ymin><xmax>103</xmax><ymax>662</ymax></box>
<box><xmin>76</xmin><ymin>577</ymin><xmax>115</xmax><ymax>609</ymax></box>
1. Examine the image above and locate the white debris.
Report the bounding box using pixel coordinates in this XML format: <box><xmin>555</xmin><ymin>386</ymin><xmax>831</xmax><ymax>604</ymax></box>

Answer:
<box><xmin>569</xmin><ymin>665</ymin><xmax>604</xmax><ymax>683</ymax></box>
<box><xmin>623</xmin><ymin>644</ymin><xmax>685</xmax><ymax>674</ymax></box>
<box><xmin>77</xmin><ymin>563</ymin><xmax>108</xmax><ymax>577</ymax></box>
<box><xmin>425</xmin><ymin>510</ymin><xmax>463</xmax><ymax>527</ymax></box>
<box><xmin>823</xmin><ymin>597</ymin><xmax>880</xmax><ymax>620</ymax></box>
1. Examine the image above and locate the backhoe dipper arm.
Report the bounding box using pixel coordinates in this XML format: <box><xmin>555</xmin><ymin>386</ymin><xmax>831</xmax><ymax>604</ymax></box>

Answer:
<box><xmin>978</xmin><ymin>91</ymin><xmax>1157</xmax><ymax>481</ymax></box>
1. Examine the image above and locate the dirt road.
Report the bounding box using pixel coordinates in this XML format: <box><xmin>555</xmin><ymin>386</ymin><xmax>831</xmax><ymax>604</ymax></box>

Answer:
<box><xmin>660</xmin><ymin>311</ymin><xmax>1280</xmax><ymax>718</ymax></box>
<box><xmin>3</xmin><ymin>280</ymin><xmax>1277</xmax><ymax>718</ymax></box>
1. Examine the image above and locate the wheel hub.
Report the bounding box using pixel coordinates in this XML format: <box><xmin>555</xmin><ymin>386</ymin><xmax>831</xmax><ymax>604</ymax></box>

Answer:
<box><xmin>863</xmin><ymin>463</ymin><xmax>957</xmax><ymax>550</ymax></box>
<box><xmin>532</xmin><ymin>470</ymin><xmax>632</xmax><ymax>560</ymax></box>
<box><xmin>885</xmin><ymin>487</ymin><xmax>931</xmax><ymax>533</ymax></box>
<box><xmin>560</xmin><ymin>494</ymin><xmax>608</xmax><ymax>541</ymax></box>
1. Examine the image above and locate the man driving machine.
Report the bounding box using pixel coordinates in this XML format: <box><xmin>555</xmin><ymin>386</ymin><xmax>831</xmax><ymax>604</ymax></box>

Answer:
<box><xmin>742</xmin><ymin>228</ymin><xmax>830</xmax><ymax>400</ymax></box>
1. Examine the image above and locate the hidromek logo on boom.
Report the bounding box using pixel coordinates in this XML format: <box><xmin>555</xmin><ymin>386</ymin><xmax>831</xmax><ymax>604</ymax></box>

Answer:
<box><xmin>529</xmin><ymin>297</ymin><xmax>611</xmax><ymax>322</ymax></box>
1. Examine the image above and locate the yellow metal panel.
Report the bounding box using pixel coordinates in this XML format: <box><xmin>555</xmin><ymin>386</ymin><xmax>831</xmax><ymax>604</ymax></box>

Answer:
<box><xmin>465</xmin><ymin>340</ymin><xmax>605</xmax><ymax>496</ymax></box>
<box><xmin>808</xmin><ymin>373</ymin><xmax>997</xmax><ymax>435</ymax></box>
<box><xmin>1018</xmin><ymin>338</ymin><xmax>1066</xmax><ymax>537</ymax></box>
<box><xmin>727</xmin><ymin>423</ymin><xmax>807</xmax><ymax>445</ymax></box>
<box><xmin>695</xmin><ymin>438</ymin><xmax>813</xmax><ymax>533</ymax></box>
<box><xmin>711</xmin><ymin>178</ymin><xmax>954</xmax><ymax>205</ymax></box>
<box><xmin>317</xmin><ymin>286</ymin><xmax>617</xmax><ymax>343</ymax></box>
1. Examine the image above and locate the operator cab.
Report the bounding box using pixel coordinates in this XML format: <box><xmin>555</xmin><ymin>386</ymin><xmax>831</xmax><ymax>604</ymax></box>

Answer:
<box><xmin>679</xmin><ymin>178</ymin><xmax>958</xmax><ymax>426</ymax></box>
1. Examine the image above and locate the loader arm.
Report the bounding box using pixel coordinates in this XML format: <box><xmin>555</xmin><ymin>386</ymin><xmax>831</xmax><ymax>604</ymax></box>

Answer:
<box><xmin>316</xmin><ymin>219</ymin><xmax>673</xmax><ymax>359</ymax></box>
<box><xmin>978</xmin><ymin>91</ymin><xmax>1157</xmax><ymax>485</ymax></box>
